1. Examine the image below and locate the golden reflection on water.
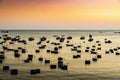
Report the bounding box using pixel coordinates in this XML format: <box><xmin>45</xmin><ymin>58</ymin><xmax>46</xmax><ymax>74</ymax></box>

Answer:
<box><xmin>0</xmin><ymin>30</ymin><xmax>120</xmax><ymax>79</ymax></box>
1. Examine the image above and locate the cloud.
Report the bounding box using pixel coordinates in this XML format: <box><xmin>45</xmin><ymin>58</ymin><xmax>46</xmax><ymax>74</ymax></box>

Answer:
<box><xmin>3</xmin><ymin>0</ymin><xmax>67</xmax><ymax>3</ymax></box>
<box><xmin>2</xmin><ymin>0</ymin><xmax>81</xmax><ymax>4</ymax></box>
<box><xmin>0</xmin><ymin>0</ymin><xmax>3</xmax><ymax>3</ymax></box>
<box><xmin>3</xmin><ymin>0</ymin><xmax>118</xmax><ymax>5</ymax></box>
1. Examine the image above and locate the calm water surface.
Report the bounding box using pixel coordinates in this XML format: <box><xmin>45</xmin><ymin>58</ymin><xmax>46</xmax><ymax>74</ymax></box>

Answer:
<box><xmin>0</xmin><ymin>30</ymin><xmax>120</xmax><ymax>80</ymax></box>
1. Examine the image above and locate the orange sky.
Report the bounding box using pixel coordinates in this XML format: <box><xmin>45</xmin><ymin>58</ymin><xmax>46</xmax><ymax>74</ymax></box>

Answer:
<box><xmin>0</xmin><ymin>0</ymin><xmax>120</xmax><ymax>29</ymax></box>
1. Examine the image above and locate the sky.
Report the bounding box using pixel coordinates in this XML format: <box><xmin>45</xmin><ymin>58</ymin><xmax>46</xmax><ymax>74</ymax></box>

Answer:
<box><xmin>0</xmin><ymin>0</ymin><xmax>120</xmax><ymax>30</ymax></box>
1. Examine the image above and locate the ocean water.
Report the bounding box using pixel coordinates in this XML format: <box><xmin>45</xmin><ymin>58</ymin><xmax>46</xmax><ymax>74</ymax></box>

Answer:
<box><xmin>0</xmin><ymin>30</ymin><xmax>120</xmax><ymax>80</ymax></box>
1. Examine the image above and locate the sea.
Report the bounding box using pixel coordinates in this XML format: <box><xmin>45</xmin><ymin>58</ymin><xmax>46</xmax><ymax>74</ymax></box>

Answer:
<box><xmin>0</xmin><ymin>30</ymin><xmax>120</xmax><ymax>80</ymax></box>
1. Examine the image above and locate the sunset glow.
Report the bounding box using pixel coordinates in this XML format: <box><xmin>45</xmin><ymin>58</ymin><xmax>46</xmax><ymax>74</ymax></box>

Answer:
<box><xmin>0</xmin><ymin>0</ymin><xmax>120</xmax><ymax>29</ymax></box>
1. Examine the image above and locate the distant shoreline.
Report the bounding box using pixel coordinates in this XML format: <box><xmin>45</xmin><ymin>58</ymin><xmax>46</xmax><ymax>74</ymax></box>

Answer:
<box><xmin>0</xmin><ymin>30</ymin><xmax>120</xmax><ymax>32</ymax></box>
